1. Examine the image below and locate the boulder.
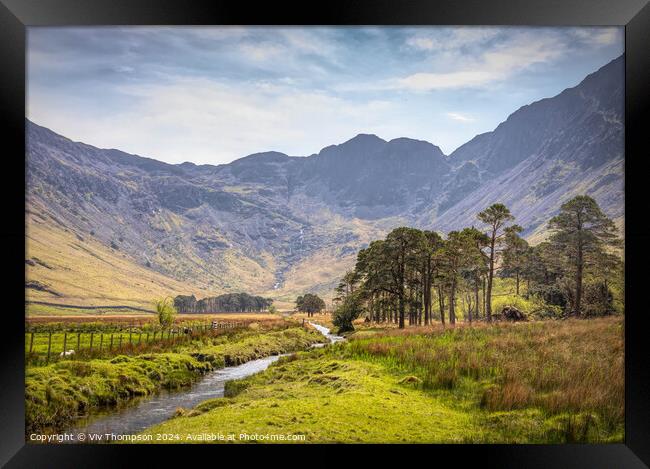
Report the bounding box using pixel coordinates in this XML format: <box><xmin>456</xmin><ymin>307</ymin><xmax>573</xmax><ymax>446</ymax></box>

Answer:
<box><xmin>499</xmin><ymin>305</ymin><xmax>527</xmax><ymax>321</ymax></box>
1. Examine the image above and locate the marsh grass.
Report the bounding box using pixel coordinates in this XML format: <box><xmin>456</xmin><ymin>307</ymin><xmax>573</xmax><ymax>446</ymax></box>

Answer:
<box><xmin>346</xmin><ymin>317</ymin><xmax>624</xmax><ymax>441</ymax></box>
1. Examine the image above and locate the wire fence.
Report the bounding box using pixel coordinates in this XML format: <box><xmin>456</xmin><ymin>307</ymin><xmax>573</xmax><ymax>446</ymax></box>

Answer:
<box><xmin>25</xmin><ymin>321</ymin><xmax>242</xmax><ymax>366</ymax></box>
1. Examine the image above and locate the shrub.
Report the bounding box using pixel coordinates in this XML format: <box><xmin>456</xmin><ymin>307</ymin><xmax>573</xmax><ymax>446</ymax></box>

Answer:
<box><xmin>332</xmin><ymin>293</ymin><xmax>363</xmax><ymax>333</ymax></box>
<box><xmin>155</xmin><ymin>297</ymin><xmax>177</xmax><ymax>329</ymax></box>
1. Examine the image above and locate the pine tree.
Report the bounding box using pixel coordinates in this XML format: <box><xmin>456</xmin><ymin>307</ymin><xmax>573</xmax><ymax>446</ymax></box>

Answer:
<box><xmin>548</xmin><ymin>196</ymin><xmax>620</xmax><ymax>316</ymax></box>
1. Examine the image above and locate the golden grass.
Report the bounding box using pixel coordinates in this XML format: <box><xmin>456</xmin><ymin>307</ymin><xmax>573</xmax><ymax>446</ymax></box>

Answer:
<box><xmin>26</xmin><ymin>216</ymin><xmax>215</xmax><ymax>308</ymax></box>
<box><xmin>348</xmin><ymin>317</ymin><xmax>624</xmax><ymax>437</ymax></box>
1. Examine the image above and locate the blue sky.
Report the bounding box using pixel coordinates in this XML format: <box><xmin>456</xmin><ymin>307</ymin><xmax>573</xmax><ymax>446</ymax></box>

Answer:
<box><xmin>27</xmin><ymin>26</ymin><xmax>623</xmax><ymax>165</ymax></box>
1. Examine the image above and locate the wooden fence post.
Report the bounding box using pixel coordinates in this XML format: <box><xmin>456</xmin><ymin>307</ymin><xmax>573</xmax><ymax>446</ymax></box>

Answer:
<box><xmin>29</xmin><ymin>332</ymin><xmax>34</xmax><ymax>355</ymax></box>
<box><xmin>46</xmin><ymin>332</ymin><xmax>52</xmax><ymax>364</ymax></box>
<box><xmin>99</xmin><ymin>334</ymin><xmax>104</xmax><ymax>353</ymax></box>
<box><xmin>62</xmin><ymin>333</ymin><xmax>67</xmax><ymax>357</ymax></box>
<box><xmin>110</xmin><ymin>334</ymin><xmax>114</xmax><ymax>351</ymax></box>
<box><xmin>119</xmin><ymin>335</ymin><xmax>123</xmax><ymax>350</ymax></box>
<box><xmin>90</xmin><ymin>332</ymin><xmax>94</xmax><ymax>352</ymax></box>
<box><xmin>138</xmin><ymin>332</ymin><xmax>142</xmax><ymax>345</ymax></box>
<box><xmin>77</xmin><ymin>332</ymin><xmax>81</xmax><ymax>352</ymax></box>
<box><xmin>129</xmin><ymin>330</ymin><xmax>133</xmax><ymax>346</ymax></box>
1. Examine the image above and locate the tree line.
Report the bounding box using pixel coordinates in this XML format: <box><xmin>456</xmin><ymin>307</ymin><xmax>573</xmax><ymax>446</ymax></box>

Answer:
<box><xmin>174</xmin><ymin>293</ymin><xmax>273</xmax><ymax>313</ymax></box>
<box><xmin>332</xmin><ymin>196</ymin><xmax>622</xmax><ymax>331</ymax></box>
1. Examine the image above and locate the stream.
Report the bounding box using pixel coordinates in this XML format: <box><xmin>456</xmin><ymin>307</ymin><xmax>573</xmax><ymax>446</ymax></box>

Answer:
<box><xmin>69</xmin><ymin>322</ymin><xmax>342</xmax><ymax>438</ymax></box>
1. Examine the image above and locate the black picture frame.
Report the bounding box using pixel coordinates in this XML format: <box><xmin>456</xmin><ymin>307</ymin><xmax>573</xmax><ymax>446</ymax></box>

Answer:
<box><xmin>1</xmin><ymin>0</ymin><xmax>648</xmax><ymax>466</ymax></box>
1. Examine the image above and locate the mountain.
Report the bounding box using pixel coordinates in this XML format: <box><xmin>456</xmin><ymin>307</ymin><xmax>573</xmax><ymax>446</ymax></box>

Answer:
<box><xmin>431</xmin><ymin>55</ymin><xmax>624</xmax><ymax>240</ymax></box>
<box><xmin>25</xmin><ymin>56</ymin><xmax>624</xmax><ymax>310</ymax></box>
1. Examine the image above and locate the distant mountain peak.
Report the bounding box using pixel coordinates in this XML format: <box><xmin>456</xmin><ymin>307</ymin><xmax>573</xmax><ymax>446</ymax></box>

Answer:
<box><xmin>345</xmin><ymin>133</ymin><xmax>386</xmax><ymax>144</ymax></box>
<box><xmin>237</xmin><ymin>151</ymin><xmax>291</xmax><ymax>162</ymax></box>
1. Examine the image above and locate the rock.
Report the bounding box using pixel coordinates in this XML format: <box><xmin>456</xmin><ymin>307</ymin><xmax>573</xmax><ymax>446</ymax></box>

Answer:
<box><xmin>499</xmin><ymin>305</ymin><xmax>527</xmax><ymax>321</ymax></box>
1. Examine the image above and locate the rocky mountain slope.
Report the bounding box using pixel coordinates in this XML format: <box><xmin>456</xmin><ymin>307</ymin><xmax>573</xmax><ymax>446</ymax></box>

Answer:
<box><xmin>25</xmin><ymin>56</ymin><xmax>624</xmax><ymax>308</ymax></box>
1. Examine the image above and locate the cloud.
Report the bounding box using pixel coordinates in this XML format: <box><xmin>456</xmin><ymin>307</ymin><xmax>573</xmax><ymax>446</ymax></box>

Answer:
<box><xmin>27</xmin><ymin>26</ymin><xmax>624</xmax><ymax>163</ymax></box>
<box><xmin>29</xmin><ymin>77</ymin><xmax>400</xmax><ymax>163</ymax></box>
<box><xmin>405</xmin><ymin>27</ymin><xmax>501</xmax><ymax>52</ymax></box>
<box><xmin>571</xmin><ymin>28</ymin><xmax>621</xmax><ymax>46</ymax></box>
<box><xmin>446</xmin><ymin>112</ymin><xmax>475</xmax><ymax>123</ymax></box>
<box><xmin>394</xmin><ymin>31</ymin><xmax>567</xmax><ymax>91</ymax></box>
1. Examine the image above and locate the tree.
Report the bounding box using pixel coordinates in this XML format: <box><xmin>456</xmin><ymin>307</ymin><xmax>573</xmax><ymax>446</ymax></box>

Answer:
<box><xmin>155</xmin><ymin>297</ymin><xmax>177</xmax><ymax>329</ymax></box>
<box><xmin>457</xmin><ymin>227</ymin><xmax>490</xmax><ymax>322</ymax></box>
<box><xmin>383</xmin><ymin>227</ymin><xmax>427</xmax><ymax>328</ymax></box>
<box><xmin>438</xmin><ymin>232</ymin><xmax>465</xmax><ymax>324</ymax></box>
<box><xmin>332</xmin><ymin>291</ymin><xmax>363</xmax><ymax>333</ymax></box>
<box><xmin>422</xmin><ymin>231</ymin><xmax>444</xmax><ymax>325</ymax></box>
<box><xmin>501</xmin><ymin>225</ymin><xmax>528</xmax><ymax>296</ymax></box>
<box><xmin>296</xmin><ymin>293</ymin><xmax>326</xmax><ymax>317</ymax></box>
<box><xmin>547</xmin><ymin>195</ymin><xmax>621</xmax><ymax>316</ymax></box>
<box><xmin>477</xmin><ymin>203</ymin><xmax>515</xmax><ymax>321</ymax></box>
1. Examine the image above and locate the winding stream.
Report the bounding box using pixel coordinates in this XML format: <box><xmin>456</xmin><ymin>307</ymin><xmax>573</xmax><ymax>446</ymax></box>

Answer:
<box><xmin>70</xmin><ymin>322</ymin><xmax>342</xmax><ymax>438</ymax></box>
<box><xmin>309</xmin><ymin>322</ymin><xmax>345</xmax><ymax>345</ymax></box>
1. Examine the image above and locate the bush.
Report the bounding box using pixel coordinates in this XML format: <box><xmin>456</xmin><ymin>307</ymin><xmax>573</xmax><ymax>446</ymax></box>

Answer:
<box><xmin>582</xmin><ymin>282</ymin><xmax>615</xmax><ymax>317</ymax></box>
<box><xmin>155</xmin><ymin>297</ymin><xmax>177</xmax><ymax>329</ymax></box>
<box><xmin>332</xmin><ymin>294</ymin><xmax>363</xmax><ymax>333</ymax></box>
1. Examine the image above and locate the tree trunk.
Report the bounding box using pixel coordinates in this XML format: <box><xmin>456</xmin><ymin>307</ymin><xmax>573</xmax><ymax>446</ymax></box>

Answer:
<box><xmin>515</xmin><ymin>271</ymin><xmax>520</xmax><ymax>296</ymax></box>
<box><xmin>576</xmin><ymin>241</ymin><xmax>583</xmax><ymax>316</ymax></box>
<box><xmin>398</xmin><ymin>293</ymin><xmax>405</xmax><ymax>329</ymax></box>
<box><xmin>473</xmin><ymin>280</ymin><xmax>479</xmax><ymax>323</ymax></box>
<box><xmin>424</xmin><ymin>275</ymin><xmax>430</xmax><ymax>326</ymax></box>
<box><xmin>486</xmin><ymin>232</ymin><xmax>496</xmax><ymax>322</ymax></box>
<box><xmin>482</xmin><ymin>276</ymin><xmax>487</xmax><ymax>317</ymax></box>
<box><xmin>438</xmin><ymin>286</ymin><xmax>445</xmax><ymax>325</ymax></box>
<box><xmin>449</xmin><ymin>281</ymin><xmax>456</xmax><ymax>324</ymax></box>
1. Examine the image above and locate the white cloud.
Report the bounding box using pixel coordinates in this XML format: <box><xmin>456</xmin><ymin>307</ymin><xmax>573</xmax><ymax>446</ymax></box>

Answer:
<box><xmin>395</xmin><ymin>32</ymin><xmax>566</xmax><ymax>91</ymax></box>
<box><xmin>397</xmin><ymin>70</ymin><xmax>498</xmax><ymax>91</ymax></box>
<box><xmin>28</xmin><ymin>78</ymin><xmax>400</xmax><ymax>164</ymax></box>
<box><xmin>405</xmin><ymin>27</ymin><xmax>501</xmax><ymax>52</ymax></box>
<box><xmin>406</xmin><ymin>36</ymin><xmax>436</xmax><ymax>51</ymax></box>
<box><xmin>446</xmin><ymin>112</ymin><xmax>475</xmax><ymax>123</ymax></box>
<box><xmin>571</xmin><ymin>28</ymin><xmax>621</xmax><ymax>46</ymax></box>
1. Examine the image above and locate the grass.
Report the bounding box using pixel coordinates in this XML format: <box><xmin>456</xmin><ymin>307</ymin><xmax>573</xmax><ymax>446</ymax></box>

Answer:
<box><xmin>135</xmin><ymin>317</ymin><xmax>623</xmax><ymax>444</ymax></box>
<box><xmin>26</xmin><ymin>217</ymin><xmax>217</xmax><ymax>309</ymax></box>
<box><xmin>25</xmin><ymin>323</ymin><xmax>323</xmax><ymax>435</ymax></box>
<box><xmin>137</xmin><ymin>350</ymin><xmax>487</xmax><ymax>444</ymax></box>
<box><xmin>346</xmin><ymin>316</ymin><xmax>624</xmax><ymax>442</ymax></box>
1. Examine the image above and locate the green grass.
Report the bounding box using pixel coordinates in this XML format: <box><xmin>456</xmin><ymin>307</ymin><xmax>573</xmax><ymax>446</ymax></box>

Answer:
<box><xmin>135</xmin><ymin>317</ymin><xmax>623</xmax><ymax>444</ymax></box>
<box><xmin>345</xmin><ymin>317</ymin><xmax>623</xmax><ymax>442</ymax></box>
<box><xmin>137</xmin><ymin>350</ymin><xmax>488</xmax><ymax>443</ymax></box>
<box><xmin>25</xmin><ymin>325</ymin><xmax>323</xmax><ymax>435</ymax></box>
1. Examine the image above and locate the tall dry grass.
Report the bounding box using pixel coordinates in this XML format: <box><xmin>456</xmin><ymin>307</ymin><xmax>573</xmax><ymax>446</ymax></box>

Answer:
<box><xmin>348</xmin><ymin>317</ymin><xmax>624</xmax><ymax>435</ymax></box>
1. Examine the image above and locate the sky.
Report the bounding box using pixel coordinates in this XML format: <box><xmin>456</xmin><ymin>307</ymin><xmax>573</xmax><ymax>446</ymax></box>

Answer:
<box><xmin>27</xmin><ymin>26</ymin><xmax>623</xmax><ymax>165</ymax></box>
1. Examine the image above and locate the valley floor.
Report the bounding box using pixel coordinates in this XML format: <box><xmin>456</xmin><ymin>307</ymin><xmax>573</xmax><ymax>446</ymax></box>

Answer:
<box><xmin>135</xmin><ymin>317</ymin><xmax>624</xmax><ymax>444</ymax></box>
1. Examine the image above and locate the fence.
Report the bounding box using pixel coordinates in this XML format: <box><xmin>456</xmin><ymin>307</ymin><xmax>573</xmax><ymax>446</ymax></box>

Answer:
<box><xmin>25</xmin><ymin>321</ymin><xmax>243</xmax><ymax>365</ymax></box>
